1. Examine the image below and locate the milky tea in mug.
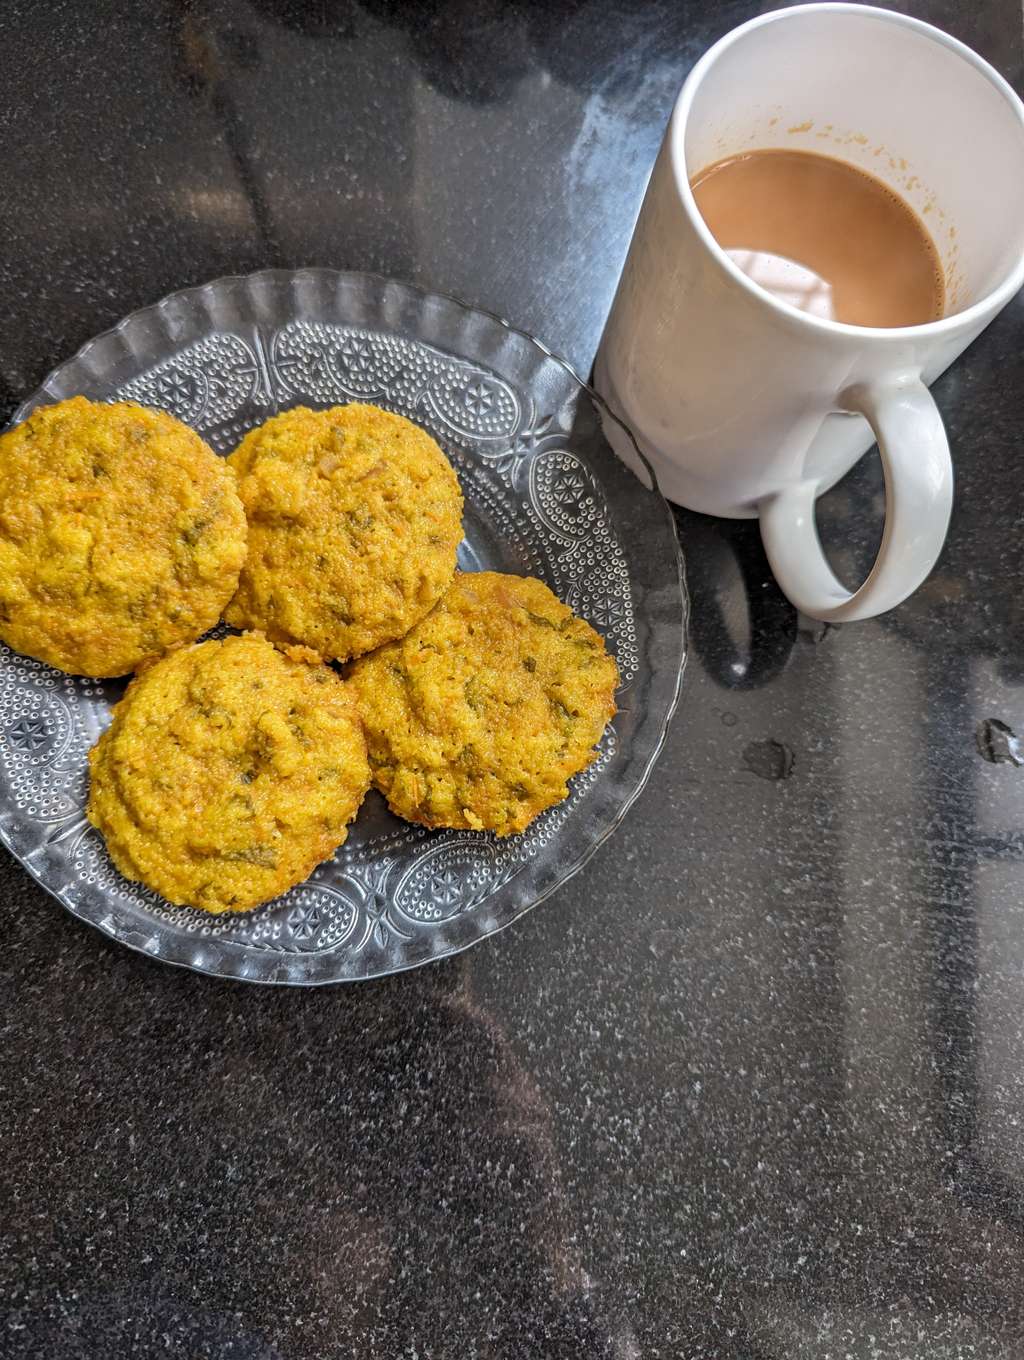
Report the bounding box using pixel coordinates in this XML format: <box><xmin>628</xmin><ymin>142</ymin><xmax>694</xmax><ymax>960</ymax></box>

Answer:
<box><xmin>690</xmin><ymin>148</ymin><xmax>945</xmax><ymax>328</ymax></box>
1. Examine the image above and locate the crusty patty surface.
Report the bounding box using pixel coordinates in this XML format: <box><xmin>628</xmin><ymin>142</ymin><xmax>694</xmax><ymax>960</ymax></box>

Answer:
<box><xmin>87</xmin><ymin>633</ymin><xmax>370</xmax><ymax>913</ymax></box>
<box><xmin>225</xmin><ymin>403</ymin><xmax>463</xmax><ymax>662</ymax></box>
<box><xmin>348</xmin><ymin>571</ymin><xmax>618</xmax><ymax>836</ymax></box>
<box><xmin>0</xmin><ymin>397</ymin><xmax>247</xmax><ymax>676</ymax></box>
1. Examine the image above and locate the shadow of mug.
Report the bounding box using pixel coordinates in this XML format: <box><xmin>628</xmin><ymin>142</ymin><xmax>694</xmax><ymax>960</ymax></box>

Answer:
<box><xmin>675</xmin><ymin>507</ymin><xmax>798</xmax><ymax>691</ymax></box>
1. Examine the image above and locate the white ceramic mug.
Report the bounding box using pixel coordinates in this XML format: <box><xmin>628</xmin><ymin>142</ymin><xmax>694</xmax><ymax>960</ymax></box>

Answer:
<box><xmin>594</xmin><ymin>4</ymin><xmax>1024</xmax><ymax>621</ymax></box>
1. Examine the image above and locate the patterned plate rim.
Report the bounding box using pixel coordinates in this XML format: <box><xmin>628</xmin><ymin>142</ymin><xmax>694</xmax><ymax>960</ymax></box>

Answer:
<box><xmin>4</xmin><ymin>269</ymin><xmax>688</xmax><ymax>985</ymax></box>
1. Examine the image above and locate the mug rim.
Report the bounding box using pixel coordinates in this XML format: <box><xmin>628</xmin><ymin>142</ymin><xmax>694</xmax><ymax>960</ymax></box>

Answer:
<box><xmin>670</xmin><ymin>2</ymin><xmax>1024</xmax><ymax>341</ymax></box>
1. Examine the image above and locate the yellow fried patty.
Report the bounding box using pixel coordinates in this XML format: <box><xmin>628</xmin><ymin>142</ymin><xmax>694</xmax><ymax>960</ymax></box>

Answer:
<box><xmin>348</xmin><ymin>572</ymin><xmax>619</xmax><ymax>836</ymax></box>
<box><xmin>225</xmin><ymin>403</ymin><xmax>464</xmax><ymax>662</ymax></box>
<box><xmin>0</xmin><ymin>397</ymin><xmax>247</xmax><ymax>676</ymax></box>
<box><xmin>87</xmin><ymin>633</ymin><xmax>371</xmax><ymax>913</ymax></box>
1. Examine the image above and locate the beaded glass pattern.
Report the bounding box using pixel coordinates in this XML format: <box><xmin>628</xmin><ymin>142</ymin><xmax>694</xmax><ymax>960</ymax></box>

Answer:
<box><xmin>2</xmin><ymin>271</ymin><xmax>686</xmax><ymax>983</ymax></box>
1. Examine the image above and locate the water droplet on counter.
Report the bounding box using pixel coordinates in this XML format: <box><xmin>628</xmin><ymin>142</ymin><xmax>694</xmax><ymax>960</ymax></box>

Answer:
<box><xmin>976</xmin><ymin>718</ymin><xmax>1023</xmax><ymax>767</ymax></box>
<box><xmin>743</xmin><ymin>739</ymin><xmax>795</xmax><ymax>781</ymax></box>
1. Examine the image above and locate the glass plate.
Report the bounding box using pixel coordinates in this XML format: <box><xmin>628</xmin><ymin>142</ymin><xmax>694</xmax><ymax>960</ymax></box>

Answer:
<box><xmin>1</xmin><ymin>270</ymin><xmax>686</xmax><ymax>984</ymax></box>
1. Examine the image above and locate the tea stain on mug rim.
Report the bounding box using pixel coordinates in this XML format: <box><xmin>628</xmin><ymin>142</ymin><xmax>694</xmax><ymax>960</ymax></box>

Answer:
<box><xmin>720</xmin><ymin>112</ymin><xmax>964</xmax><ymax>310</ymax></box>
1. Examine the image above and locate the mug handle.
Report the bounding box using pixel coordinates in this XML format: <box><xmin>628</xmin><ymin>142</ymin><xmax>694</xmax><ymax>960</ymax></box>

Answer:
<box><xmin>758</xmin><ymin>373</ymin><xmax>953</xmax><ymax>622</ymax></box>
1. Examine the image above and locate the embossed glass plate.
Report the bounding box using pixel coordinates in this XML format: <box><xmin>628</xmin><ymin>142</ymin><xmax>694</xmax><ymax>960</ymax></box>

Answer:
<box><xmin>1</xmin><ymin>270</ymin><xmax>686</xmax><ymax>984</ymax></box>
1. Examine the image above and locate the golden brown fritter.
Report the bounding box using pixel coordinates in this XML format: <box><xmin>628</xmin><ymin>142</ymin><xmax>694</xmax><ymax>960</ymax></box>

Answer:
<box><xmin>87</xmin><ymin>633</ymin><xmax>370</xmax><ymax>913</ymax></box>
<box><xmin>225</xmin><ymin>403</ymin><xmax>464</xmax><ymax>662</ymax></box>
<box><xmin>0</xmin><ymin>397</ymin><xmax>247</xmax><ymax>677</ymax></box>
<box><xmin>348</xmin><ymin>572</ymin><xmax>619</xmax><ymax>836</ymax></box>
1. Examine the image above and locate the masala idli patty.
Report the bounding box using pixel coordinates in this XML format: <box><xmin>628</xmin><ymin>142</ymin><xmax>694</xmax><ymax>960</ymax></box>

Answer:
<box><xmin>225</xmin><ymin>403</ymin><xmax>464</xmax><ymax>662</ymax></box>
<box><xmin>348</xmin><ymin>571</ymin><xmax>619</xmax><ymax>837</ymax></box>
<box><xmin>0</xmin><ymin>396</ymin><xmax>247</xmax><ymax>676</ymax></box>
<box><xmin>87</xmin><ymin>633</ymin><xmax>371</xmax><ymax>913</ymax></box>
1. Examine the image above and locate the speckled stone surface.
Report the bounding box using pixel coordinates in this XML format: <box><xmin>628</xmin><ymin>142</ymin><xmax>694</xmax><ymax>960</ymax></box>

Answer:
<box><xmin>2</xmin><ymin>1</ymin><xmax>1024</xmax><ymax>1356</ymax></box>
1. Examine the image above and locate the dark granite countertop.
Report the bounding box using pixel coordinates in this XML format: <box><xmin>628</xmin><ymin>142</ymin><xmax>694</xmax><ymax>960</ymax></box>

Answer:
<box><xmin>2</xmin><ymin>1</ymin><xmax>1024</xmax><ymax>1356</ymax></box>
